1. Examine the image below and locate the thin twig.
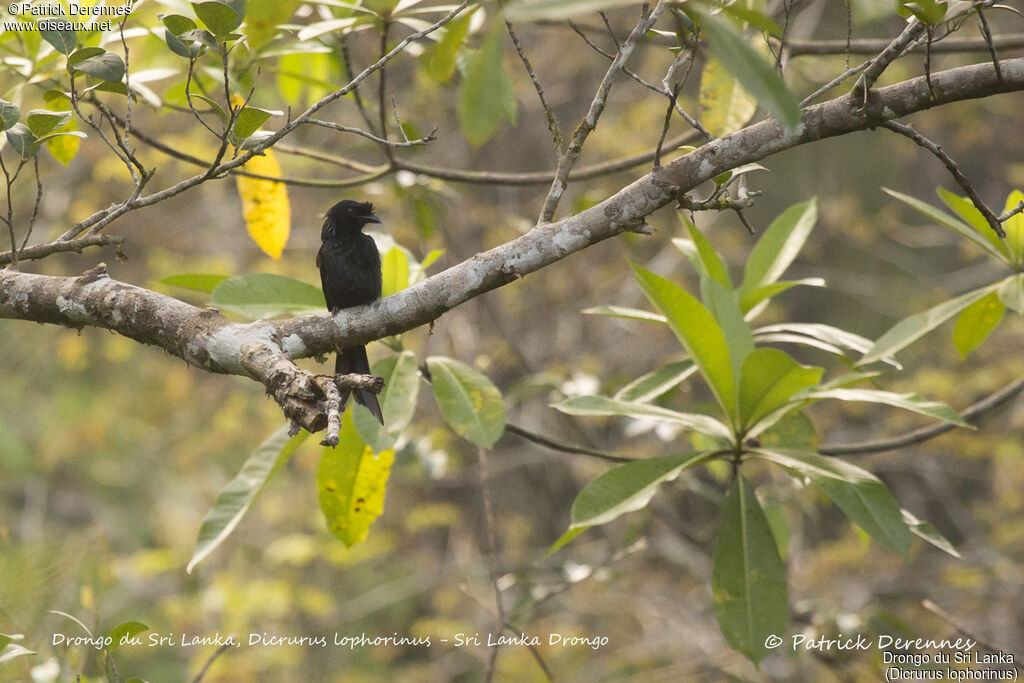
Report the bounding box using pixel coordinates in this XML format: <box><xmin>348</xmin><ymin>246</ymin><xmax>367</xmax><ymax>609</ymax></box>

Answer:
<box><xmin>653</xmin><ymin>83</ymin><xmax>681</xmax><ymax>169</ymax></box>
<box><xmin>499</xmin><ymin>0</ymin><xmax>562</xmax><ymax>150</ymax></box>
<box><xmin>777</xmin><ymin>33</ymin><xmax>1024</xmax><ymax>55</ymax></box>
<box><xmin>922</xmin><ymin>600</ymin><xmax>1023</xmax><ymax>671</ymax></box>
<box><xmin>306</xmin><ymin>118</ymin><xmax>436</xmax><ymax>147</ymax></box>
<box><xmin>880</xmin><ymin>121</ymin><xmax>1006</xmax><ymax>237</ymax></box>
<box><xmin>477</xmin><ymin>446</ymin><xmax>505</xmax><ymax>683</ymax></box>
<box><xmin>17</xmin><ymin>156</ymin><xmax>42</xmax><ymax>256</ymax></box>
<box><xmin>0</xmin><ymin>235</ymin><xmax>126</xmax><ymax>267</ymax></box>
<box><xmin>191</xmin><ymin>641</ymin><xmax>235</xmax><ymax>683</ymax></box>
<box><xmin>976</xmin><ymin>8</ymin><xmax>1003</xmax><ymax>81</ymax></box>
<box><xmin>539</xmin><ymin>2</ymin><xmax>665</xmax><ymax>223</ymax></box>
<box><xmin>504</xmin><ymin>423</ymin><xmax>631</xmax><ymax>463</ymax></box>
<box><xmin>852</xmin><ymin>16</ymin><xmax>927</xmax><ymax>103</ymax></box>
<box><xmin>820</xmin><ymin>375</ymin><xmax>1024</xmax><ymax>456</ymax></box>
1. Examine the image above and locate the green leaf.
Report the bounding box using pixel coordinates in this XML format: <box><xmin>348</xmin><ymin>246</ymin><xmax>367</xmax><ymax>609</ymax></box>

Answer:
<box><xmin>246</xmin><ymin>0</ymin><xmax>300</xmax><ymax>49</ymax></box>
<box><xmin>936</xmin><ymin>187</ymin><xmax>1011</xmax><ymax>262</ymax></box>
<box><xmin>504</xmin><ymin>0</ymin><xmax>641</xmax><ymax>20</ymax></box>
<box><xmin>888</xmin><ymin>188</ymin><xmax>1009</xmax><ymax>263</ymax></box>
<box><xmin>739</xmin><ymin>348</ymin><xmax>823</xmax><ymax>429</ymax></box>
<box><xmin>45</xmin><ymin>120</ymin><xmax>81</xmax><ymax>166</ymax></box>
<box><xmin>899</xmin><ymin>0</ymin><xmax>948</xmax><ymax>24</ymax></box>
<box><xmin>740</xmin><ymin>198</ymin><xmax>818</xmax><ymax>294</ymax></box>
<box><xmin>211</xmin><ymin>273</ymin><xmax>325</xmax><ymax>319</ymax></box>
<box><xmin>581</xmin><ymin>305</ymin><xmax>667</xmax><ymax>323</ymax></box>
<box><xmin>858</xmin><ymin>283</ymin><xmax>1000</xmax><ymax>365</ymax></box>
<box><xmin>458</xmin><ymin>21</ymin><xmax>517</xmax><ymax>146</ymax></box>
<box><xmin>353</xmin><ymin>351</ymin><xmax>421</xmax><ymax>452</ymax></box>
<box><xmin>70</xmin><ymin>50</ymin><xmax>126</xmax><ymax>83</ymax></box>
<box><xmin>902</xmin><ymin>509</ymin><xmax>960</xmax><ymax>558</ymax></box>
<box><xmin>160</xmin><ymin>13</ymin><xmax>199</xmax><ymax>36</ymax></box>
<box><xmin>187</xmin><ymin>424</ymin><xmax>308</xmax><ymax>573</ymax></box>
<box><xmin>193</xmin><ymin>0</ymin><xmax>247</xmax><ymax>37</ymax></box>
<box><xmin>231</xmin><ymin>105</ymin><xmax>282</xmax><ymax>139</ymax></box>
<box><xmin>677</xmin><ymin>219</ymin><xmax>731</xmax><ymax>289</ymax></box>
<box><xmin>1002</xmin><ymin>190</ymin><xmax>1024</xmax><ymax>265</ymax></box>
<box><xmin>39</xmin><ymin>23</ymin><xmax>77</xmax><ymax>55</ymax></box>
<box><xmin>712</xmin><ymin>476</ymin><xmax>788</xmax><ymax>665</ymax></box>
<box><xmin>553</xmin><ymin>394</ymin><xmax>734</xmax><ymax>441</ymax></box>
<box><xmin>26</xmin><ymin>110</ymin><xmax>71</xmax><ymax>137</ymax></box>
<box><xmin>5</xmin><ymin>124</ymin><xmax>38</xmax><ymax>159</ymax></box>
<box><xmin>427</xmin><ymin>356</ymin><xmax>506</xmax><ymax>448</ymax></box>
<box><xmin>425</xmin><ymin>8</ymin><xmax>473</xmax><ymax>82</ymax></box>
<box><xmin>191</xmin><ymin>94</ymin><xmax>228</xmax><ymax>121</ymax></box>
<box><xmin>953</xmin><ymin>290</ymin><xmax>1005</xmax><ymax>357</ymax></box>
<box><xmin>757</xmin><ymin>410</ymin><xmax>818</xmax><ymax>450</ymax></box>
<box><xmin>739</xmin><ymin>278</ymin><xmax>825</xmax><ymax>314</ymax></box>
<box><xmin>107</xmin><ymin>622</ymin><xmax>149</xmax><ymax>651</ymax></box>
<box><xmin>552</xmin><ymin>451</ymin><xmax>713</xmax><ymax>554</ymax></box>
<box><xmin>801</xmin><ymin>388</ymin><xmax>970</xmax><ymax>428</ymax></box>
<box><xmin>997</xmin><ymin>273</ymin><xmax>1024</xmax><ymax>314</ymax></box>
<box><xmin>318</xmin><ymin>412</ymin><xmax>395</xmax><ymax>547</ymax></box>
<box><xmin>695</xmin><ymin>10</ymin><xmax>800</xmax><ymax>131</ymax></box>
<box><xmin>754</xmin><ymin>322</ymin><xmax>896</xmax><ymax>366</ymax></box>
<box><xmin>614</xmin><ymin>360</ymin><xmax>697</xmax><ymax>403</ymax></box>
<box><xmin>0</xmin><ymin>100</ymin><xmax>21</xmax><ymax>131</ymax></box>
<box><xmin>633</xmin><ymin>265</ymin><xmax>736</xmax><ymax>420</ymax></box>
<box><xmin>751</xmin><ymin>448</ymin><xmax>912</xmax><ymax>557</ymax></box>
<box><xmin>159</xmin><ymin>273</ymin><xmax>230</xmax><ymax>294</ymax></box>
<box><xmin>699</xmin><ymin>56</ymin><xmax>757</xmax><ymax>137</ymax></box>
<box><xmin>381</xmin><ymin>246</ymin><xmax>410</xmax><ymax>298</ymax></box>
<box><xmin>701</xmin><ymin>278</ymin><xmax>753</xmax><ymax>404</ymax></box>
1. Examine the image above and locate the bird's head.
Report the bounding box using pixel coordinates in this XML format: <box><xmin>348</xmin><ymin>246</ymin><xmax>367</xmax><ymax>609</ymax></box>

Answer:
<box><xmin>322</xmin><ymin>199</ymin><xmax>381</xmax><ymax>239</ymax></box>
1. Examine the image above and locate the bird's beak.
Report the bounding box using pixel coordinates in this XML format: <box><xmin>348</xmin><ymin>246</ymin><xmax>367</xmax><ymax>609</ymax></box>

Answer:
<box><xmin>365</xmin><ymin>214</ymin><xmax>382</xmax><ymax>224</ymax></box>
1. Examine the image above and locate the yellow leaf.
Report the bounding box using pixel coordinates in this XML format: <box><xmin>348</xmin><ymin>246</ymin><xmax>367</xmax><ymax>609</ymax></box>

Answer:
<box><xmin>699</xmin><ymin>57</ymin><xmax>757</xmax><ymax>138</ymax></box>
<box><xmin>317</xmin><ymin>412</ymin><xmax>395</xmax><ymax>547</ymax></box>
<box><xmin>235</xmin><ymin>149</ymin><xmax>291</xmax><ymax>260</ymax></box>
<box><xmin>46</xmin><ymin>121</ymin><xmax>80</xmax><ymax>166</ymax></box>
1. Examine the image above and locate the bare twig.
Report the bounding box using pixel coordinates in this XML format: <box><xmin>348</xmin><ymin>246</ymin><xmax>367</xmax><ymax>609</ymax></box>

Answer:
<box><xmin>0</xmin><ymin>235</ymin><xmax>125</xmax><ymax>267</ymax></box>
<box><xmin>499</xmin><ymin>0</ymin><xmax>562</xmax><ymax>150</ymax></box>
<box><xmin>820</xmin><ymin>375</ymin><xmax>1024</xmax><ymax>456</ymax></box>
<box><xmin>539</xmin><ymin>2</ymin><xmax>665</xmax><ymax>223</ymax></box>
<box><xmin>654</xmin><ymin>83</ymin><xmax>681</xmax><ymax>168</ymax></box>
<box><xmin>852</xmin><ymin>17</ymin><xmax>927</xmax><ymax>103</ymax></box>
<box><xmin>504</xmin><ymin>423</ymin><xmax>632</xmax><ymax>463</ymax></box>
<box><xmin>976</xmin><ymin>8</ymin><xmax>1003</xmax><ymax>81</ymax></box>
<box><xmin>880</xmin><ymin>121</ymin><xmax>1006</xmax><ymax>237</ymax></box>
<box><xmin>306</xmin><ymin>118</ymin><xmax>436</xmax><ymax>147</ymax></box>
<box><xmin>192</xmin><ymin>641</ymin><xmax>235</xmax><ymax>683</ymax></box>
<box><xmin>779</xmin><ymin>33</ymin><xmax>1024</xmax><ymax>56</ymax></box>
<box><xmin>476</xmin><ymin>446</ymin><xmax>505</xmax><ymax>683</ymax></box>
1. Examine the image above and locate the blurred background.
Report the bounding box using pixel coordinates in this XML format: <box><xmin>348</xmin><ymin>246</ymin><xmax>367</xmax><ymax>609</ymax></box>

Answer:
<box><xmin>2</xmin><ymin>0</ymin><xmax>1023</xmax><ymax>680</ymax></box>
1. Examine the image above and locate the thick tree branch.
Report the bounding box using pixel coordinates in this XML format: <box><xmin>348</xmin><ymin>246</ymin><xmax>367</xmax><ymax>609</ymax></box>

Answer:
<box><xmin>4</xmin><ymin>59</ymin><xmax>1023</xmax><ymax>434</ymax></box>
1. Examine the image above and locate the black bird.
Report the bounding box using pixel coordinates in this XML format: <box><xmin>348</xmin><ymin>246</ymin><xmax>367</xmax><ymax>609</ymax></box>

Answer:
<box><xmin>316</xmin><ymin>199</ymin><xmax>384</xmax><ymax>424</ymax></box>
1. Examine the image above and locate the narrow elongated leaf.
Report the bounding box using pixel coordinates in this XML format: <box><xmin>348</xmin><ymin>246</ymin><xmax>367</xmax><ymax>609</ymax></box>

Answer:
<box><xmin>802</xmin><ymin>388</ymin><xmax>970</xmax><ymax>428</ymax></box>
<box><xmin>614</xmin><ymin>360</ymin><xmax>697</xmax><ymax>403</ymax></box>
<box><xmin>678</xmin><ymin>220</ymin><xmax>731</xmax><ymax>289</ymax></box>
<box><xmin>582</xmin><ymin>305</ymin><xmax>667</xmax><ymax>323</ymax></box>
<box><xmin>633</xmin><ymin>265</ymin><xmax>736</xmax><ymax>420</ymax></box>
<box><xmin>712</xmin><ymin>476</ymin><xmax>788</xmax><ymax>665</ymax></box>
<box><xmin>701</xmin><ymin>278</ymin><xmax>753</xmax><ymax>403</ymax></box>
<box><xmin>740</xmin><ymin>199</ymin><xmax>817</xmax><ymax>293</ymax></box>
<box><xmin>697</xmin><ymin>12</ymin><xmax>800</xmax><ymax>131</ymax></box>
<box><xmin>458</xmin><ymin>21</ymin><xmax>517</xmax><ymax>146</ymax></box>
<box><xmin>888</xmin><ymin>188</ymin><xmax>1008</xmax><ymax>262</ymax></box>
<box><xmin>751</xmin><ymin>448</ymin><xmax>911</xmax><ymax>557</ymax></box>
<box><xmin>936</xmin><ymin>187</ymin><xmax>1011</xmax><ymax>261</ymax></box>
<box><xmin>699</xmin><ymin>57</ymin><xmax>757</xmax><ymax>137</ymax></box>
<box><xmin>997</xmin><ymin>273</ymin><xmax>1024</xmax><ymax>314</ymax></box>
<box><xmin>160</xmin><ymin>273</ymin><xmax>229</xmax><ymax>294</ymax></box>
<box><xmin>739</xmin><ymin>348</ymin><xmax>823</xmax><ymax>428</ymax></box>
<box><xmin>549</xmin><ymin>451</ymin><xmax>715</xmax><ymax>552</ymax></box>
<box><xmin>353</xmin><ymin>351</ymin><xmax>421</xmax><ymax>452</ymax></box>
<box><xmin>428</xmin><ymin>356</ymin><xmax>505</xmax><ymax>448</ymax></box>
<box><xmin>188</xmin><ymin>424</ymin><xmax>308</xmax><ymax>572</ymax></box>
<box><xmin>318</xmin><ymin>412</ymin><xmax>394</xmax><ymax>547</ymax></box>
<box><xmin>211</xmin><ymin>273</ymin><xmax>324</xmax><ymax>319</ymax></box>
<box><xmin>858</xmin><ymin>284</ymin><xmax>1000</xmax><ymax>365</ymax></box>
<box><xmin>953</xmin><ymin>291</ymin><xmax>1005</xmax><ymax>356</ymax></box>
<box><xmin>902</xmin><ymin>509</ymin><xmax>960</xmax><ymax>558</ymax></box>
<box><xmin>0</xmin><ymin>642</ymin><xmax>35</xmax><ymax>664</ymax></box>
<box><xmin>425</xmin><ymin>8</ymin><xmax>473</xmax><ymax>82</ymax></box>
<box><xmin>739</xmin><ymin>278</ymin><xmax>825</xmax><ymax>314</ymax></box>
<box><xmin>554</xmin><ymin>394</ymin><xmax>734</xmax><ymax>441</ymax></box>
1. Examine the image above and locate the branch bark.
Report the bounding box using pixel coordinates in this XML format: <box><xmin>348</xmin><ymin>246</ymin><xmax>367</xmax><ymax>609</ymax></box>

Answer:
<box><xmin>4</xmin><ymin>58</ymin><xmax>1024</xmax><ymax>434</ymax></box>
